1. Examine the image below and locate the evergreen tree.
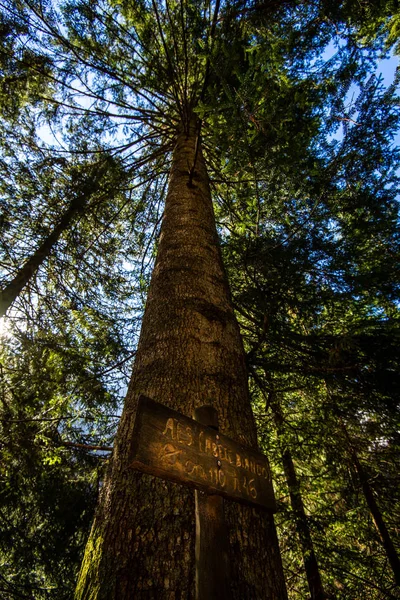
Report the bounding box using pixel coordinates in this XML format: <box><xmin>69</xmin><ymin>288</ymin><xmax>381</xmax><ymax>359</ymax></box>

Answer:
<box><xmin>0</xmin><ymin>0</ymin><xmax>399</xmax><ymax>598</ymax></box>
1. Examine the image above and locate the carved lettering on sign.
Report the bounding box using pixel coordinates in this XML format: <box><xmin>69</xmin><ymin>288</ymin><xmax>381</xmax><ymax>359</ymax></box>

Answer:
<box><xmin>159</xmin><ymin>443</ymin><xmax>181</xmax><ymax>466</ymax></box>
<box><xmin>130</xmin><ymin>396</ymin><xmax>276</xmax><ymax>511</ymax></box>
<box><xmin>163</xmin><ymin>418</ymin><xmax>193</xmax><ymax>447</ymax></box>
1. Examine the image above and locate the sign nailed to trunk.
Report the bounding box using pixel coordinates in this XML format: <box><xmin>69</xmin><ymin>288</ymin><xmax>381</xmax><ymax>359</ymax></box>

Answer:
<box><xmin>130</xmin><ymin>396</ymin><xmax>276</xmax><ymax>511</ymax></box>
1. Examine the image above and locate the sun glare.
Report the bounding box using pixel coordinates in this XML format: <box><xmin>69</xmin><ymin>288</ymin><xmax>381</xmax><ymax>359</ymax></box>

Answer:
<box><xmin>0</xmin><ymin>317</ymin><xmax>10</xmax><ymax>338</ymax></box>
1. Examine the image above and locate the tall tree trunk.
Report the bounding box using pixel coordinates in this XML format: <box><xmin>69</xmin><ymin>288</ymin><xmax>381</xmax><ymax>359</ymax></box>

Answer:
<box><xmin>0</xmin><ymin>196</ymin><xmax>85</xmax><ymax>317</ymax></box>
<box><xmin>271</xmin><ymin>395</ymin><xmax>327</xmax><ymax>600</ymax></box>
<box><xmin>75</xmin><ymin>119</ymin><xmax>288</xmax><ymax>599</ymax></box>
<box><xmin>0</xmin><ymin>162</ymin><xmax>111</xmax><ymax>317</ymax></box>
<box><xmin>339</xmin><ymin>417</ymin><xmax>400</xmax><ymax>587</ymax></box>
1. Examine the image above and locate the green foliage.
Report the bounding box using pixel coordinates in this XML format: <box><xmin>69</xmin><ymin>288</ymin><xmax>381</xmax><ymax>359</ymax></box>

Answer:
<box><xmin>0</xmin><ymin>0</ymin><xmax>399</xmax><ymax>597</ymax></box>
<box><xmin>222</xmin><ymin>68</ymin><xmax>400</xmax><ymax>594</ymax></box>
<box><xmin>0</xmin><ymin>328</ymin><xmax>115</xmax><ymax>599</ymax></box>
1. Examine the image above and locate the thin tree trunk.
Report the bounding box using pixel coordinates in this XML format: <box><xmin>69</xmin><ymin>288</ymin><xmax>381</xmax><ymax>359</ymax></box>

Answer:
<box><xmin>75</xmin><ymin>119</ymin><xmax>288</xmax><ymax>599</ymax></box>
<box><xmin>0</xmin><ymin>197</ymin><xmax>85</xmax><ymax>317</ymax></box>
<box><xmin>271</xmin><ymin>396</ymin><xmax>327</xmax><ymax>600</ymax></box>
<box><xmin>0</xmin><ymin>163</ymin><xmax>110</xmax><ymax>317</ymax></box>
<box><xmin>339</xmin><ymin>418</ymin><xmax>400</xmax><ymax>587</ymax></box>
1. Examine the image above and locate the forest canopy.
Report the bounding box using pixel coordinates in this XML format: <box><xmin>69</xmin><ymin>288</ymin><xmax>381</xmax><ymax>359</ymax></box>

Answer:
<box><xmin>0</xmin><ymin>0</ymin><xmax>399</xmax><ymax>598</ymax></box>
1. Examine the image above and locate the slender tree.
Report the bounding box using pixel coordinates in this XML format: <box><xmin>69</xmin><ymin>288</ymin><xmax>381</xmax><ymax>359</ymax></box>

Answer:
<box><xmin>337</xmin><ymin>414</ymin><xmax>400</xmax><ymax>588</ymax></box>
<box><xmin>270</xmin><ymin>392</ymin><xmax>327</xmax><ymax>600</ymax></box>
<box><xmin>0</xmin><ymin>157</ymin><xmax>123</xmax><ymax>317</ymax></box>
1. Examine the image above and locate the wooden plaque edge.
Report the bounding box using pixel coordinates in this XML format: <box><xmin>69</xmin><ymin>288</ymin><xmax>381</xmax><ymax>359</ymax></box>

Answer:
<box><xmin>130</xmin><ymin>395</ymin><xmax>277</xmax><ymax>512</ymax></box>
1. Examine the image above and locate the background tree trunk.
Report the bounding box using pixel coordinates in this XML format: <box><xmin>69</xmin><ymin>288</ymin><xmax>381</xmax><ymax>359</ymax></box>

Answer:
<box><xmin>0</xmin><ymin>195</ymin><xmax>86</xmax><ymax>317</ymax></box>
<box><xmin>0</xmin><ymin>161</ymin><xmax>114</xmax><ymax>317</ymax></box>
<box><xmin>271</xmin><ymin>397</ymin><xmax>327</xmax><ymax>600</ymax></box>
<box><xmin>339</xmin><ymin>417</ymin><xmax>400</xmax><ymax>587</ymax></box>
<box><xmin>75</xmin><ymin>119</ymin><xmax>288</xmax><ymax>599</ymax></box>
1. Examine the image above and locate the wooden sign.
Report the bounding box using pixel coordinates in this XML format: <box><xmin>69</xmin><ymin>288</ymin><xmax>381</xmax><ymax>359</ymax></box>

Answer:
<box><xmin>130</xmin><ymin>396</ymin><xmax>276</xmax><ymax>511</ymax></box>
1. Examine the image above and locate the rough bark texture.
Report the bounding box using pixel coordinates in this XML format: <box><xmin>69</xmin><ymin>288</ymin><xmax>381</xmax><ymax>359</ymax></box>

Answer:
<box><xmin>75</xmin><ymin>120</ymin><xmax>287</xmax><ymax>599</ymax></box>
<box><xmin>271</xmin><ymin>399</ymin><xmax>327</xmax><ymax>600</ymax></box>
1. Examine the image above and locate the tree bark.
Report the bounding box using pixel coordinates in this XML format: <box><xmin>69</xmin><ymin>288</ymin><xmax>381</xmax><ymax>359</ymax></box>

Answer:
<box><xmin>75</xmin><ymin>119</ymin><xmax>288</xmax><ymax>599</ymax></box>
<box><xmin>339</xmin><ymin>418</ymin><xmax>400</xmax><ymax>587</ymax></box>
<box><xmin>2</xmin><ymin>198</ymin><xmax>88</xmax><ymax>318</ymax></box>
<box><xmin>0</xmin><ymin>198</ymin><xmax>86</xmax><ymax>317</ymax></box>
<box><xmin>271</xmin><ymin>397</ymin><xmax>327</xmax><ymax>600</ymax></box>
<box><xmin>0</xmin><ymin>164</ymin><xmax>108</xmax><ymax>317</ymax></box>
